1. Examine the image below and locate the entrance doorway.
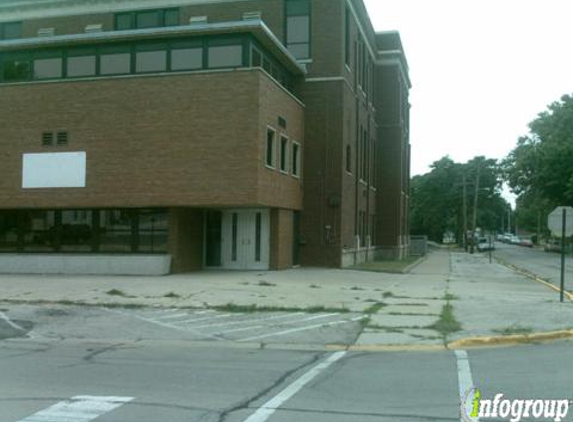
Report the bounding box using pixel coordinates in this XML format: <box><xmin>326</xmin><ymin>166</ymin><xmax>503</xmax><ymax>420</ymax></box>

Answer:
<box><xmin>205</xmin><ymin>209</ymin><xmax>270</xmax><ymax>270</ymax></box>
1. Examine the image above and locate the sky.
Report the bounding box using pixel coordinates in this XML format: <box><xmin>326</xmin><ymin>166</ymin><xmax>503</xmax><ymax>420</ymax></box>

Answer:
<box><xmin>363</xmin><ymin>0</ymin><xmax>573</xmax><ymax>179</ymax></box>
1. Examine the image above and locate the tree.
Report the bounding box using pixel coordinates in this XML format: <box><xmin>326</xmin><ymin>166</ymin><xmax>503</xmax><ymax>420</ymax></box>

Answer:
<box><xmin>410</xmin><ymin>156</ymin><xmax>509</xmax><ymax>243</ymax></box>
<box><xmin>504</xmin><ymin>94</ymin><xmax>573</xmax><ymax>208</ymax></box>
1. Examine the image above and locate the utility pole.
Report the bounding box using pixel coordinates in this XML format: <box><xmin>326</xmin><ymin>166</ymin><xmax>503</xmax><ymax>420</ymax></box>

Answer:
<box><xmin>470</xmin><ymin>162</ymin><xmax>481</xmax><ymax>253</ymax></box>
<box><xmin>462</xmin><ymin>173</ymin><xmax>468</xmax><ymax>251</ymax></box>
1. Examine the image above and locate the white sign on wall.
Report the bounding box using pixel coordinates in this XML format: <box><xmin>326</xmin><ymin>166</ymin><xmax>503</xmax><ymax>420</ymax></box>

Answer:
<box><xmin>22</xmin><ymin>152</ymin><xmax>87</xmax><ymax>189</ymax></box>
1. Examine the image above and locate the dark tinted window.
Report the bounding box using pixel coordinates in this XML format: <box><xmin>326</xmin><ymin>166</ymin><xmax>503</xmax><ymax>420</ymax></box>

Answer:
<box><xmin>3</xmin><ymin>22</ymin><xmax>22</xmax><ymax>40</ymax></box>
<box><xmin>136</xmin><ymin>10</ymin><xmax>160</xmax><ymax>29</ymax></box>
<box><xmin>60</xmin><ymin>210</ymin><xmax>93</xmax><ymax>252</ymax></box>
<box><xmin>0</xmin><ymin>212</ymin><xmax>19</xmax><ymax>252</ymax></box>
<box><xmin>3</xmin><ymin>54</ymin><xmax>31</xmax><ymax>81</ymax></box>
<box><xmin>115</xmin><ymin>13</ymin><xmax>133</xmax><ymax>30</ymax></box>
<box><xmin>164</xmin><ymin>9</ymin><xmax>180</xmax><ymax>26</ymax></box>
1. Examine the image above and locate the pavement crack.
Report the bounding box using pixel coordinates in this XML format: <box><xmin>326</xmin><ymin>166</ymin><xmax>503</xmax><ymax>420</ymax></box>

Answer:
<box><xmin>217</xmin><ymin>352</ymin><xmax>324</xmax><ymax>422</ymax></box>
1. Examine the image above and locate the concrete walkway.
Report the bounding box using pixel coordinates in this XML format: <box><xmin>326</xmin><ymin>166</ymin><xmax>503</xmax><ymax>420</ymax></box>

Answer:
<box><xmin>0</xmin><ymin>248</ymin><xmax>572</xmax><ymax>348</ymax></box>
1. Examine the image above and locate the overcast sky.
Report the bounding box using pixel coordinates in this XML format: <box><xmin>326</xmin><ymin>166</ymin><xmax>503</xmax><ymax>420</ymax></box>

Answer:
<box><xmin>363</xmin><ymin>0</ymin><xmax>573</xmax><ymax>178</ymax></box>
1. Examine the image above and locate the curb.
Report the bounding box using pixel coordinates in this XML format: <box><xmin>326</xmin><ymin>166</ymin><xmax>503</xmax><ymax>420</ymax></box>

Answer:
<box><xmin>494</xmin><ymin>256</ymin><xmax>573</xmax><ymax>302</ymax></box>
<box><xmin>448</xmin><ymin>329</ymin><xmax>573</xmax><ymax>349</ymax></box>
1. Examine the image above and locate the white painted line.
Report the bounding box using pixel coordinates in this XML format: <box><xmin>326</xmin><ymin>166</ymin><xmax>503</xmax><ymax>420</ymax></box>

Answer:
<box><xmin>217</xmin><ymin>325</ymin><xmax>265</xmax><ymax>335</ymax></box>
<box><xmin>0</xmin><ymin>311</ymin><xmax>43</xmax><ymax>340</ymax></box>
<box><xmin>171</xmin><ymin>314</ymin><xmax>234</xmax><ymax>325</ymax></box>
<box><xmin>242</xmin><ymin>352</ymin><xmax>347</xmax><ymax>422</ymax></box>
<box><xmin>152</xmin><ymin>313</ymin><xmax>190</xmax><ymax>320</ymax></box>
<box><xmin>238</xmin><ymin>316</ymin><xmax>365</xmax><ymax>342</ymax></box>
<box><xmin>103</xmin><ymin>308</ymin><xmax>225</xmax><ymax>341</ymax></box>
<box><xmin>189</xmin><ymin>312</ymin><xmax>306</xmax><ymax>330</ymax></box>
<box><xmin>455</xmin><ymin>350</ymin><xmax>478</xmax><ymax>422</ymax></box>
<box><xmin>16</xmin><ymin>395</ymin><xmax>133</xmax><ymax>422</ymax></box>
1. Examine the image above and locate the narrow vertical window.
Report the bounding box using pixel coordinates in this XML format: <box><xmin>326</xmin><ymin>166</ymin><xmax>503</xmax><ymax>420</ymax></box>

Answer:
<box><xmin>255</xmin><ymin>212</ymin><xmax>261</xmax><ymax>262</ymax></box>
<box><xmin>346</xmin><ymin>144</ymin><xmax>352</xmax><ymax>173</ymax></box>
<box><xmin>345</xmin><ymin>7</ymin><xmax>351</xmax><ymax>66</ymax></box>
<box><xmin>280</xmin><ymin>136</ymin><xmax>289</xmax><ymax>173</ymax></box>
<box><xmin>285</xmin><ymin>0</ymin><xmax>311</xmax><ymax>59</ymax></box>
<box><xmin>292</xmin><ymin>141</ymin><xmax>301</xmax><ymax>177</ymax></box>
<box><xmin>266</xmin><ymin>128</ymin><xmax>276</xmax><ymax>168</ymax></box>
<box><xmin>232</xmin><ymin>213</ymin><xmax>238</xmax><ymax>262</ymax></box>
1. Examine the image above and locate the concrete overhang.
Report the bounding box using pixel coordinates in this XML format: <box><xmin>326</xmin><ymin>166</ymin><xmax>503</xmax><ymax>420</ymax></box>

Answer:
<box><xmin>0</xmin><ymin>19</ymin><xmax>307</xmax><ymax>76</ymax></box>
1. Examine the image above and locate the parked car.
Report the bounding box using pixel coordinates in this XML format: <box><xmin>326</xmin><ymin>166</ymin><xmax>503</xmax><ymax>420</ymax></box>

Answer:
<box><xmin>519</xmin><ymin>238</ymin><xmax>534</xmax><ymax>248</ymax></box>
<box><xmin>477</xmin><ymin>237</ymin><xmax>495</xmax><ymax>251</ymax></box>
<box><xmin>510</xmin><ymin>236</ymin><xmax>521</xmax><ymax>245</ymax></box>
<box><xmin>544</xmin><ymin>238</ymin><xmax>563</xmax><ymax>253</ymax></box>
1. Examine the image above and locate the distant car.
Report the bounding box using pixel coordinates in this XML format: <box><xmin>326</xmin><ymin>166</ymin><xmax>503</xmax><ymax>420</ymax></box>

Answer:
<box><xmin>510</xmin><ymin>236</ymin><xmax>521</xmax><ymax>245</ymax></box>
<box><xmin>519</xmin><ymin>238</ymin><xmax>534</xmax><ymax>248</ymax></box>
<box><xmin>477</xmin><ymin>237</ymin><xmax>495</xmax><ymax>251</ymax></box>
<box><xmin>544</xmin><ymin>238</ymin><xmax>563</xmax><ymax>253</ymax></box>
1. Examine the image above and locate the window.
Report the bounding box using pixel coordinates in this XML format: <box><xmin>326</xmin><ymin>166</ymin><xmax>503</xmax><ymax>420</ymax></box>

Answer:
<box><xmin>280</xmin><ymin>136</ymin><xmax>289</xmax><ymax>173</ymax></box>
<box><xmin>171</xmin><ymin>41</ymin><xmax>203</xmax><ymax>71</ymax></box>
<box><xmin>255</xmin><ymin>212</ymin><xmax>262</xmax><ymax>262</ymax></box>
<box><xmin>1</xmin><ymin>22</ymin><xmax>22</xmax><ymax>40</ymax></box>
<box><xmin>0</xmin><ymin>212</ymin><xmax>19</xmax><ymax>252</ymax></box>
<box><xmin>114</xmin><ymin>8</ymin><xmax>179</xmax><ymax>30</ymax></box>
<box><xmin>285</xmin><ymin>0</ymin><xmax>311</xmax><ymax>59</ymax></box>
<box><xmin>208</xmin><ymin>44</ymin><xmax>242</xmax><ymax>68</ymax></box>
<box><xmin>346</xmin><ymin>144</ymin><xmax>352</xmax><ymax>173</ymax></box>
<box><xmin>34</xmin><ymin>57</ymin><xmax>62</xmax><ymax>80</ymax></box>
<box><xmin>2</xmin><ymin>53</ymin><xmax>31</xmax><ymax>81</ymax></box>
<box><xmin>138</xmin><ymin>209</ymin><xmax>168</xmax><ymax>252</ymax></box>
<box><xmin>292</xmin><ymin>141</ymin><xmax>301</xmax><ymax>177</ymax></box>
<box><xmin>136</xmin><ymin>43</ymin><xmax>167</xmax><ymax>73</ymax></box>
<box><xmin>99</xmin><ymin>210</ymin><xmax>134</xmax><ymax>252</ymax></box>
<box><xmin>231</xmin><ymin>213</ymin><xmax>238</xmax><ymax>262</ymax></box>
<box><xmin>266</xmin><ymin>128</ymin><xmax>276</xmax><ymax>168</ymax></box>
<box><xmin>60</xmin><ymin>210</ymin><xmax>93</xmax><ymax>252</ymax></box>
<box><xmin>251</xmin><ymin>48</ymin><xmax>262</xmax><ymax>67</ymax></box>
<box><xmin>67</xmin><ymin>48</ymin><xmax>96</xmax><ymax>77</ymax></box>
<box><xmin>345</xmin><ymin>7</ymin><xmax>351</xmax><ymax>66</ymax></box>
<box><xmin>100</xmin><ymin>45</ymin><xmax>131</xmax><ymax>75</ymax></box>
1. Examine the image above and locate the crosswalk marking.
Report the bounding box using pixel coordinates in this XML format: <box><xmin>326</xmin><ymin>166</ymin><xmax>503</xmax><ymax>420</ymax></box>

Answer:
<box><xmin>16</xmin><ymin>396</ymin><xmax>133</xmax><ymax>422</ymax></box>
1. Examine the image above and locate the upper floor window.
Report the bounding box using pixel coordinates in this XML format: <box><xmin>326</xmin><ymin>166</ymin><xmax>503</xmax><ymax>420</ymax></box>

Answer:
<box><xmin>1</xmin><ymin>22</ymin><xmax>22</xmax><ymax>40</ymax></box>
<box><xmin>344</xmin><ymin>7</ymin><xmax>351</xmax><ymax>66</ymax></box>
<box><xmin>285</xmin><ymin>0</ymin><xmax>310</xmax><ymax>60</ymax></box>
<box><xmin>115</xmin><ymin>8</ymin><xmax>179</xmax><ymax>31</ymax></box>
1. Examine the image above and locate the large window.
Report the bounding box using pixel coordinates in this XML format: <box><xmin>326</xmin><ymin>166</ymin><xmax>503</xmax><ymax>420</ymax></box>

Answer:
<box><xmin>67</xmin><ymin>47</ymin><xmax>97</xmax><ymax>77</ymax></box>
<box><xmin>2</xmin><ymin>53</ymin><xmax>31</xmax><ymax>82</ymax></box>
<box><xmin>0</xmin><ymin>209</ymin><xmax>167</xmax><ymax>254</ymax></box>
<box><xmin>285</xmin><ymin>0</ymin><xmax>311</xmax><ymax>59</ymax></box>
<box><xmin>208</xmin><ymin>39</ymin><xmax>243</xmax><ymax>68</ymax></box>
<box><xmin>171</xmin><ymin>40</ymin><xmax>203</xmax><ymax>71</ymax></box>
<box><xmin>1</xmin><ymin>22</ymin><xmax>22</xmax><ymax>40</ymax></box>
<box><xmin>280</xmin><ymin>136</ymin><xmax>289</xmax><ymax>173</ymax></box>
<box><xmin>115</xmin><ymin>8</ymin><xmax>180</xmax><ymax>30</ymax></box>
<box><xmin>100</xmin><ymin>45</ymin><xmax>131</xmax><ymax>75</ymax></box>
<box><xmin>33</xmin><ymin>51</ymin><xmax>63</xmax><ymax>80</ymax></box>
<box><xmin>135</xmin><ymin>43</ymin><xmax>167</xmax><ymax>73</ymax></box>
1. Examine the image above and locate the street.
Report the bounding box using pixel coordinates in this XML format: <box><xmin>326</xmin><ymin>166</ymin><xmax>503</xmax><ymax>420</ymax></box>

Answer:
<box><xmin>0</xmin><ymin>335</ymin><xmax>572</xmax><ymax>421</ymax></box>
<box><xmin>494</xmin><ymin>241</ymin><xmax>573</xmax><ymax>291</ymax></box>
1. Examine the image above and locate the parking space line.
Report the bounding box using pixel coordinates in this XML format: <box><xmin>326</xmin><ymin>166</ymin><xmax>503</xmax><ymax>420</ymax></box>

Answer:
<box><xmin>153</xmin><ymin>313</ymin><xmax>190</xmax><ymax>320</ymax></box>
<box><xmin>217</xmin><ymin>325</ymin><xmax>265</xmax><ymax>335</ymax></box>
<box><xmin>16</xmin><ymin>395</ymin><xmax>133</xmax><ymax>422</ymax></box>
<box><xmin>188</xmin><ymin>312</ymin><xmax>306</xmax><ymax>330</ymax></box>
<box><xmin>170</xmin><ymin>314</ymin><xmax>234</xmax><ymax>325</ymax></box>
<box><xmin>242</xmin><ymin>352</ymin><xmax>346</xmax><ymax>422</ymax></box>
<box><xmin>0</xmin><ymin>311</ymin><xmax>43</xmax><ymax>340</ymax></box>
<box><xmin>455</xmin><ymin>350</ymin><xmax>478</xmax><ymax>422</ymax></box>
<box><xmin>237</xmin><ymin>316</ymin><xmax>365</xmax><ymax>342</ymax></box>
<box><xmin>103</xmin><ymin>308</ymin><xmax>225</xmax><ymax>341</ymax></box>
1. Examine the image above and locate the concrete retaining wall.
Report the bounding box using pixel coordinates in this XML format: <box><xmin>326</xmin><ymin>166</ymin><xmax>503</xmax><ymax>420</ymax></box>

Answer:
<box><xmin>0</xmin><ymin>254</ymin><xmax>172</xmax><ymax>276</ymax></box>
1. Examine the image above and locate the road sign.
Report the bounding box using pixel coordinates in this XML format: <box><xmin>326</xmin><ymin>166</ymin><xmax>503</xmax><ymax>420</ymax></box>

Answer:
<box><xmin>548</xmin><ymin>206</ymin><xmax>573</xmax><ymax>237</ymax></box>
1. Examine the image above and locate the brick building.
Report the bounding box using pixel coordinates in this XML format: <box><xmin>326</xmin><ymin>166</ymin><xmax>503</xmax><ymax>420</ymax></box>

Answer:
<box><xmin>0</xmin><ymin>0</ymin><xmax>411</xmax><ymax>275</ymax></box>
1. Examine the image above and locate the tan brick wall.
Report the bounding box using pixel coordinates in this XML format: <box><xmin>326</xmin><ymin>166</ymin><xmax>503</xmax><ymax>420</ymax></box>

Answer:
<box><xmin>0</xmin><ymin>70</ymin><xmax>303</xmax><ymax>211</ymax></box>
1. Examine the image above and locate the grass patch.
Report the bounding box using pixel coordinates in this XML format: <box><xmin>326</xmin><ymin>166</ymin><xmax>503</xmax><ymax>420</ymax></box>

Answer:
<box><xmin>388</xmin><ymin>311</ymin><xmax>438</xmax><ymax>317</ymax></box>
<box><xmin>106</xmin><ymin>289</ymin><xmax>130</xmax><ymax>297</ymax></box>
<box><xmin>351</xmin><ymin>256</ymin><xmax>420</xmax><ymax>273</ymax></box>
<box><xmin>163</xmin><ymin>292</ymin><xmax>180</xmax><ymax>298</ymax></box>
<box><xmin>350</xmin><ymin>286</ymin><xmax>365</xmax><ymax>291</ymax></box>
<box><xmin>211</xmin><ymin>303</ymin><xmax>349</xmax><ymax>314</ymax></box>
<box><xmin>442</xmin><ymin>293</ymin><xmax>459</xmax><ymax>301</ymax></box>
<box><xmin>427</xmin><ymin>302</ymin><xmax>462</xmax><ymax>337</ymax></box>
<box><xmin>309</xmin><ymin>284</ymin><xmax>321</xmax><ymax>289</ymax></box>
<box><xmin>382</xmin><ymin>291</ymin><xmax>394</xmax><ymax>298</ymax></box>
<box><xmin>492</xmin><ymin>325</ymin><xmax>534</xmax><ymax>336</ymax></box>
<box><xmin>364</xmin><ymin>302</ymin><xmax>387</xmax><ymax>314</ymax></box>
<box><xmin>257</xmin><ymin>281</ymin><xmax>276</xmax><ymax>287</ymax></box>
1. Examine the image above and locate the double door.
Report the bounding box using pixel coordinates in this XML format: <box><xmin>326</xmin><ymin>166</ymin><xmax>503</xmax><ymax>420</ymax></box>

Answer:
<box><xmin>220</xmin><ymin>209</ymin><xmax>270</xmax><ymax>270</ymax></box>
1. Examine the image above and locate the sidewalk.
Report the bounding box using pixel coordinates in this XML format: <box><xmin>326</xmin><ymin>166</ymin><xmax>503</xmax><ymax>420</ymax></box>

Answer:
<box><xmin>0</xmin><ymin>249</ymin><xmax>572</xmax><ymax>348</ymax></box>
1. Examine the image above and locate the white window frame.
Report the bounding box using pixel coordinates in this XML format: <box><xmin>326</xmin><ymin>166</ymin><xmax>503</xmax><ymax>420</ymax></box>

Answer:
<box><xmin>265</xmin><ymin>126</ymin><xmax>277</xmax><ymax>169</ymax></box>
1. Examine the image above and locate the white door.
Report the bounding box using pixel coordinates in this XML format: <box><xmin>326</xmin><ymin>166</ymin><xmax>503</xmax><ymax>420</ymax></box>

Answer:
<box><xmin>221</xmin><ymin>209</ymin><xmax>270</xmax><ymax>270</ymax></box>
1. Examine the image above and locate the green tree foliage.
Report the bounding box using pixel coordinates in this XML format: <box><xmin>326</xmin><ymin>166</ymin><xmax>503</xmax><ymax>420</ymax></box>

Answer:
<box><xmin>410</xmin><ymin>156</ymin><xmax>509</xmax><ymax>243</ymax></box>
<box><xmin>504</xmin><ymin>95</ymin><xmax>573</xmax><ymax>206</ymax></box>
<box><xmin>504</xmin><ymin>94</ymin><xmax>573</xmax><ymax>233</ymax></box>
